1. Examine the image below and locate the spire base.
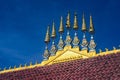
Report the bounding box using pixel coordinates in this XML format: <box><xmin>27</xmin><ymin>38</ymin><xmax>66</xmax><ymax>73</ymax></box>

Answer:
<box><xmin>50</xmin><ymin>40</ymin><xmax>57</xmax><ymax>56</ymax></box>
<box><xmin>43</xmin><ymin>45</ymin><xmax>50</xmax><ymax>60</ymax></box>
<box><xmin>89</xmin><ymin>49</ymin><xmax>96</xmax><ymax>52</ymax></box>
<box><xmin>72</xmin><ymin>32</ymin><xmax>80</xmax><ymax>48</ymax></box>
<box><xmin>43</xmin><ymin>49</ymin><xmax>50</xmax><ymax>60</ymax></box>
<box><xmin>89</xmin><ymin>35</ymin><xmax>96</xmax><ymax>52</ymax></box>
<box><xmin>65</xmin><ymin>30</ymin><xmax>72</xmax><ymax>46</ymax></box>
<box><xmin>81</xmin><ymin>33</ymin><xmax>88</xmax><ymax>50</ymax></box>
<box><xmin>58</xmin><ymin>34</ymin><xmax>64</xmax><ymax>50</ymax></box>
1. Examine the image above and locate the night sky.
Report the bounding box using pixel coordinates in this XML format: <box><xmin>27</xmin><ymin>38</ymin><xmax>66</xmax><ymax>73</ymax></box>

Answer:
<box><xmin>0</xmin><ymin>0</ymin><xmax>120</xmax><ymax>69</ymax></box>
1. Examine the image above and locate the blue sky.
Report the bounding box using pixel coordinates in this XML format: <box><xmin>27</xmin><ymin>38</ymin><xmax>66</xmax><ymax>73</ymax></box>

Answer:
<box><xmin>0</xmin><ymin>0</ymin><xmax>120</xmax><ymax>69</ymax></box>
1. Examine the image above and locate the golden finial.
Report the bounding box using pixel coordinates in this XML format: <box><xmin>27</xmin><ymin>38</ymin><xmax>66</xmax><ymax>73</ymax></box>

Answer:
<box><xmin>81</xmin><ymin>13</ymin><xmax>88</xmax><ymax>50</ymax></box>
<box><xmin>44</xmin><ymin>26</ymin><xmax>50</xmax><ymax>43</ymax></box>
<box><xmin>72</xmin><ymin>12</ymin><xmax>79</xmax><ymax>48</ymax></box>
<box><xmin>66</xmin><ymin>11</ymin><xmax>70</xmax><ymax>28</ymax></box>
<box><xmin>105</xmin><ymin>48</ymin><xmax>108</xmax><ymax>51</ymax></box>
<box><xmin>43</xmin><ymin>26</ymin><xmax>50</xmax><ymax>60</ymax></box>
<box><xmin>82</xmin><ymin>13</ymin><xmax>87</xmax><ymax>32</ymax></box>
<box><xmin>65</xmin><ymin>11</ymin><xmax>72</xmax><ymax>46</ymax></box>
<box><xmin>99</xmin><ymin>49</ymin><xmax>102</xmax><ymax>53</ymax></box>
<box><xmin>50</xmin><ymin>21</ymin><xmax>57</xmax><ymax>56</ymax></box>
<box><xmin>51</xmin><ymin>21</ymin><xmax>56</xmax><ymax>38</ymax></box>
<box><xmin>89</xmin><ymin>15</ymin><xmax>94</xmax><ymax>34</ymax></box>
<box><xmin>59</xmin><ymin>16</ymin><xmax>64</xmax><ymax>33</ymax></box>
<box><xmin>58</xmin><ymin>16</ymin><xmax>64</xmax><ymax>50</ymax></box>
<box><xmin>73</xmin><ymin>12</ymin><xmax>78</xmax><ymax>29</ymax></box>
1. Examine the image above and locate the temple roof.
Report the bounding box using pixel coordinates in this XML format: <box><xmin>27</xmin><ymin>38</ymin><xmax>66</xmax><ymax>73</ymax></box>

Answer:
<box><xmin>0</xmin><ymin>12</ymin><xmax>120</xmax><ymax>80</ymax></box>
<box><xmin>0</xmin><ymin>45</ymin><xmax>120</xmax><ymax>74</ymax></box>
<box><xmin>0</xmin><ymin>52</ymin><xmax>120</xmax><ymax>80</ymax></box>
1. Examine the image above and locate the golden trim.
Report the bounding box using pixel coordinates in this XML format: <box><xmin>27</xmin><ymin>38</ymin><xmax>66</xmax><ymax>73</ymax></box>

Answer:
<box><xmin>0</xmin><ymin>46</ymin><xmax>120</xmax><ymax>74</ymax></box>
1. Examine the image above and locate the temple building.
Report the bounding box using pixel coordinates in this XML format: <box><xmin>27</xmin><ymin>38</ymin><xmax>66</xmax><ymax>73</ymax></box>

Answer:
<box><xmin>0</xmin><ymin>12</ymin><xmax>120</xmax><ymax>80</ymax></box>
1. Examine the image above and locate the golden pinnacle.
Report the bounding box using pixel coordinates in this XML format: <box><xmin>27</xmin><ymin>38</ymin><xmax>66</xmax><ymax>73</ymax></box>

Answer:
<box><xmin>51</xmin><ymin>21</ymin><xmax>56</xmax><ymax>38</ymax></box>
<box><xmin>73</xmin><ymin>12</ymin><xmax>78</xmax><ymax>29</ymax></box>
<box><xmin>89</xmin><ymin>15</ymin><xmax>94</xmax><ymax>34</ymax></box>
<box><xmin>66</xmin><ymin>11</ymin><xmax>70</xmax><ymax>28</ymax></box>
<box><xmin>59</xmin><ymin>16</ymin><xmax>64</xmax><ymax>33</ymax></box>
<box><xmin>44</xmin><ymin>26</ymin><xmax>50</xmax><ymax>43</ymax></box>
<box><xmin>82</xmin><ymin>13</ymin><xmax>87</xmax><ymax>32</ymax></box>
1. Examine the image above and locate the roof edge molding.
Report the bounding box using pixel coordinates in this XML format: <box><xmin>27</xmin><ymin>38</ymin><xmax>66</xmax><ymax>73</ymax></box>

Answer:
<box><xmin>0</xmin><ymin>46</ymin><xmax>120</xmax><ymax>74</ymax></box>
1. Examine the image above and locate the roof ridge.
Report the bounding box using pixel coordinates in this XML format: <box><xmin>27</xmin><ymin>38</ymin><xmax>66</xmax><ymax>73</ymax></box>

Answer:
<box><xmin>0</xmin><ymin>46</ymin><xmax>120</xmax><ymax>74</ymax></box>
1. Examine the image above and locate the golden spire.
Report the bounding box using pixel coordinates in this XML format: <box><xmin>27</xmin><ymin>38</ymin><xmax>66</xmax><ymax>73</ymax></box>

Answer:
<box><xmin>66</xmin><ymin>11</ymin><xmax>70</xmax><ymax>28</ymax></box>
<box><xmin>43</xmin><ymin>26</ymin><xmax>50</xmax><ymax>60</ymax></box>
<box><xmin>89</xmin><ymin>15</ymin><xmax>94</xmax><ymax>34</ymax></box>
<box><xmin>50</xmin><ymin>21</ymin><xmax>57</xmax><ymax>56</ymax></box>
<box><xmin>58</xmin><ymin>16</ymin><xmax>64</xmax><ymax>50</ymax></box>
<box><xmin>88</xmin><ymin>14</ymin><xmax>96</xmax><ymax>52</ymax></box>
<box><xmin>44</xmin><ymin>26</ymin><xmax>50</xmax><ymax>43</ymax></box>
<box><xmin>82</xmin><ymin>13</ymin><xmax>87</xmax><ymax>32</ymax></box>
<box><xmin>59</xmin><ymin>16</ymin><xmax>64</xmax><ymax>33</ymax></box>
<box><xmin>81</xmin><ymin>13</ymin><xmax>88</xmax><ymax>50</ymax></box>
<box><xmin>65</xmin><ymin>11</ymin><xmax>72</xmax><ymax>46</ymax></box>
<box><xmin>73</xmin><ymin>12</ymin><xmax>78</xmax><ymax>29</ymax></box>
<box><xmin>72</xmin><ymin>12</ymin><xmax>79</xmax><ymax>47</ymax></box>
<box><xmin>51</xmin><ymin>21</ymin><xmax>56</xmax><ymax>38</ymax></box>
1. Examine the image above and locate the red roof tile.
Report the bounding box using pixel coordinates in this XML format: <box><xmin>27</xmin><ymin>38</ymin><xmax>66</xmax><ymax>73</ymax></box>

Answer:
<box><xmin>0</xmin><ymin>53</ymin><xmax>120</xmax><ymax>80</ymax></box>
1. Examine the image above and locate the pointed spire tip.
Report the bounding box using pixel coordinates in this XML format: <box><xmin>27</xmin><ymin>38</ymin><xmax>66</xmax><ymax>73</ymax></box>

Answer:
<box><xmin>82</xmin><ymin>13</ymin><xmax>87</xmax><ymax>32</ymax></box>
<box><xmin>51</xmin><ymin>21</ymin><xmax>56</xmax><ymax>38</ymax></box>
<box><xmin>66</xmin><ymin>11</ymin><xmax>70</xmax><ymax>28</ymax></box>
<box><xmin>59</xmin><ymin>16</ymin><xmax>64</xmax><ymax>33</ymax></box>
<box><xmin>44</xmin><ymin>26</ymin><xmax>50</xmax><ymax>43</ymax></box>
<box><xmin>73</xmin><ymin>12</ymin><xmax>78</xmax><ymax>30</ymax></box>
<box><xmin>89</xmin><ymin>15</ymin><xmax>95</xmax><ymax>34</ymax></box>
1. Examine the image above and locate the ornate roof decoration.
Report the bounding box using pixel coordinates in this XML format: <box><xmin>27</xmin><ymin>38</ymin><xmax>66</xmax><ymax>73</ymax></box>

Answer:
<box><xmin>0</xmin><ymin>12</ymin><xmax>120</xmax><ymax>74</ymax></box>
